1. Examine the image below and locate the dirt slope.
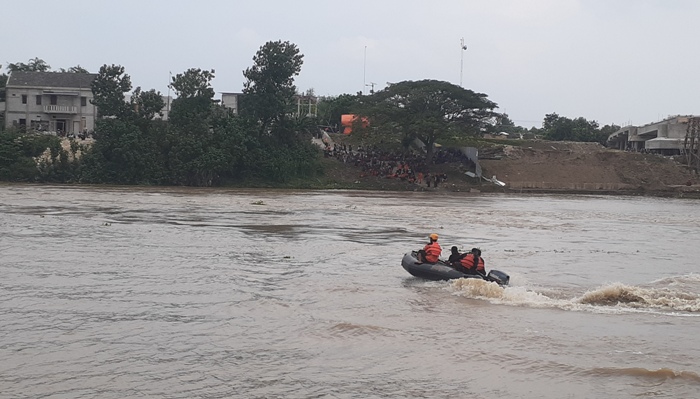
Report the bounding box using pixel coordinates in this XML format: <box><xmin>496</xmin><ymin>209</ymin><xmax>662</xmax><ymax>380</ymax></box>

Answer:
<box><xmin>321</xmin><ymin>139</ymin><xmax>700</xmax><ymax>196</ymax></box>
<box><xmin>479</xmin><ymin>141</ymin><xmax>699</xmax><ymax>194</ymax></box>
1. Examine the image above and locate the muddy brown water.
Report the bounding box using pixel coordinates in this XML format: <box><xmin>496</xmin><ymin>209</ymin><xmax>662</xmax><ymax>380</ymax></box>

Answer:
<box><xmin>1</xmin><ymin>184</ymin><xmax>699</xmax><ymax>398</ymax></box>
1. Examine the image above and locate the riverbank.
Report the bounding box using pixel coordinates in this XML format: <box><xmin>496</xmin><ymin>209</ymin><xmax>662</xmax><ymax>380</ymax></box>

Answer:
<box><xmin>27</xmin><ymin>137</ymin><xmax>700</xmax><ymax>198</ymax></box>
<box><xmin>317</xmin><ymin>138</ymin><xmax>700</xmax><ymax>198</ymax></box>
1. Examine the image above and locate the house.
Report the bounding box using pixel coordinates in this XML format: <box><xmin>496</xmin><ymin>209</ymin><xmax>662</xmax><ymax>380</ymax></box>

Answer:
<box><xmin>3</xmin><ymin>71</ymin><xmax>98</xmax><ymax>134</ymax></box>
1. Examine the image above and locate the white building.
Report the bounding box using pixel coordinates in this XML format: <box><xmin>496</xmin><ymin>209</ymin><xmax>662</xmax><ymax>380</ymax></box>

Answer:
<box><xmin>3</xmin><ymin>71</ymin><xmax>98</xmax><ymax>134</ymax></box>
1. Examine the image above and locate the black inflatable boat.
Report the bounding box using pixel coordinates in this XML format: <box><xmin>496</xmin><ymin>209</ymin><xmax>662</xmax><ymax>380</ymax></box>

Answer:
<box><xmin>401</xmin><ymin>251</ymin><xmax>510</xmax><ymax>286</ymax></box>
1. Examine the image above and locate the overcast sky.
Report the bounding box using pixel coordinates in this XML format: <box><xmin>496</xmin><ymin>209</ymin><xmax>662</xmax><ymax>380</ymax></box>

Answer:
<box><xmin>3</xmin><ymin>0</ymin><xmax>698</xmax><ymax>127</ymax></box>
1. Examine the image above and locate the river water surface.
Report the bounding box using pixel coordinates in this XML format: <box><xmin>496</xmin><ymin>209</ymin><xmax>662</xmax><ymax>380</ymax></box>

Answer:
<box><xmin>1</xmin><ymin>184</ymin><xmax>699</xmax><ymax>398</ymax></box>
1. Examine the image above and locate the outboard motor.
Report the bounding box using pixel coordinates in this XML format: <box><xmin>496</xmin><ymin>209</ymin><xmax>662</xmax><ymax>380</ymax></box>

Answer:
<box><xmin>486</xmin><ymin>270</ymin><xmax>510</xmax><ymax>286</ymax></box>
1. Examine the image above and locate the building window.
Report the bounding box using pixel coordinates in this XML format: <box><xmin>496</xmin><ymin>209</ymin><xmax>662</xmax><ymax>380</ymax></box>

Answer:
<box><xmin>36</xmin><ymin>95</ymin><xmax>42</xmax><ymax>105</ymax></box>
<box><xmin>81</xmin><ymin>96</ymin><xmax>87</xmax><ymax>107</ymax></box>
<box><xmin>50</xmin><ymin>95</ymin><xmax>57</xmax><ymax>105</ymax></box>
<box><xmin>22</xmin><ymin>95</ymin><xmax>27</xmax><ymax>104</ymax></box>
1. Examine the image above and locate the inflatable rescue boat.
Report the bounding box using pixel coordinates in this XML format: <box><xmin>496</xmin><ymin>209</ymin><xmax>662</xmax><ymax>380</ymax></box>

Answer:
<box><xmin>401</xmin><ymin>251</ymin><xmax>510</xmax><ymax>286</ymax></box>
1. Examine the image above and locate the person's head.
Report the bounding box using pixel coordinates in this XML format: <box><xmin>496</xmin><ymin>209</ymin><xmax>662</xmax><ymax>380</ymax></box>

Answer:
<box><xmin>429</xmin><ymin>233</ymin><xmax>439</xmax><ymax>242</ymax></box>
<box><xmin>451</xmin><ymin>246</ymin><xmax>459</xmax><ymax>255</ymax></box>
<box><xmin>471</xmin><ymin>248</ymin><xmax>481</xmax><ymax>256</ymax></box>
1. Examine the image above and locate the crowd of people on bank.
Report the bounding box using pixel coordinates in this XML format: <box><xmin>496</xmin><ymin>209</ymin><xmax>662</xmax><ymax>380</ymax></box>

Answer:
<box><xmin>323</xmin><ymin>143</ymin><xmax>475</xmax><ymax>188</ymax></box>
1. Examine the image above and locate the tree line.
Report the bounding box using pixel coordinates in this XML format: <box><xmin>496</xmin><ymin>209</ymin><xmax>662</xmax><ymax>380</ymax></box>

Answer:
<box><xmin>1</xmin><ymin>49</ymin><xmax>623</xmax><ymax>186</ymax></box>
<box><xmin>1</xmin><ymin>42</ymin><xmax>321</xmax><ymax>186</ymax></box>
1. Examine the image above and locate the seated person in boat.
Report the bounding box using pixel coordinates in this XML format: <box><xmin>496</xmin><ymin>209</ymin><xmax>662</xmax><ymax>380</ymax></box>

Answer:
<box><xmin>448</xmin><ymin>246</ymin><xmax>462</xmax><ymax>266</ymax></box>
<box><xmin>458</xmin><ymin>248</ymin><xmax>486</xmax><ymax>276</ymax></box>
<box><xmin>417</xmin><ymin>233</ymin><xmax>442</xmax><ymax>264</ymax></box>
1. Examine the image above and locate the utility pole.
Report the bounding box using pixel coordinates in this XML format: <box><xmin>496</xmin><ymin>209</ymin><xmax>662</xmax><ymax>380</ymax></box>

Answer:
<box><xmin>166</xmin><ymin>71</ymin><xmax>172</xmax><ymax>121</ymax></box>
<box><xmin>363</xmin><ymin>45</ymin><xmax>367</xmax><ymax>95</ymax></box>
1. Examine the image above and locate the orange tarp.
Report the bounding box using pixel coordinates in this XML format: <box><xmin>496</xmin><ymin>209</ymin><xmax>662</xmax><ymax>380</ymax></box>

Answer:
<box><xmin>341</xmin><ymin>114</ymin><xmax>369</xmax><ymax>135</ymax></box>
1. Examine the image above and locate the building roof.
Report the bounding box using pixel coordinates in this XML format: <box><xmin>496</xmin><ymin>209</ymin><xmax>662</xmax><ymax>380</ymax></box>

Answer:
<box><xmin>7</xmin><ymin>71</ymin><xmax>97</xmax><ymax>89</ymax></box>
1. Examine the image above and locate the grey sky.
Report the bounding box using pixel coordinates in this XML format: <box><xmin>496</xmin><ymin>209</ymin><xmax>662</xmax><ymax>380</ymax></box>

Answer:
<box><xmin>3</xmin><ymin>0</ymin><xmax>698</xmax><ymax>128</ymax></box>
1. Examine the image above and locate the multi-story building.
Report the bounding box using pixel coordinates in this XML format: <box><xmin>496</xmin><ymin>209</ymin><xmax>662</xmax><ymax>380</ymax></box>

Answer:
<box><xmin>3</xmin><ymin>71</ymin><xmax>98</xmax><ymax>134</ymax></box>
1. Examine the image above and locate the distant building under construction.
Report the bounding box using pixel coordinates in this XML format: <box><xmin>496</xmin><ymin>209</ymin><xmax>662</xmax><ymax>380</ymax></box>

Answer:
<box><xmin>607</xmin><ymin>115</ymin><xmax>697</xmax><ymax>156</ymax></box>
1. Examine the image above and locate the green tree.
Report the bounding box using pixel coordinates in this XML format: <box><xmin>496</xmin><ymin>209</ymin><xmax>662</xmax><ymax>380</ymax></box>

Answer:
<box><xmin>166</xmin><ymin>68</ymin><xmax>226</xmax><ymax>186</ymax></box>
<box><xmin>91</xmin><ymin>64</ymin><xmax>132</xmax><ymax>118</ymax></box>
<box><xmin>0</xmin><ymin>64</ymin><xmax>7</xmax><ymax>103</ymax></box>
<box><xmin>0</xmin><ymin>131</ymin><xmax>70</xmax><ymax>181</ymax></box>
<box><xmin>169</xmin><ymin>68</ymin><xmax>216</xmax><ymax>127</ymax></box>
<box><xmin>7</xmin><ymin>57</ymin><xmax>51</xmax><ymax>72</ymax></box>
<box><xmin>242</xmin><ymin>40</ymin><xmax>304</xmax><ymax>133</ymax></box>
<box><xmin>81</xmin><ymin>118</ymin><xmax>166</xmax><ymax>184</ymax></box>
<box><xmin>598</xmin><ymin>124</ymin><xmax>621</xmax><ymax>145</ymax></box>
<box><xmin>494</xmin><ymin>113</ymin><xmax>528</xmax><ymax>135</ymax></box>
<box><xmin>542</xmin><ymin>113</ymin><xmax>605</xmax><ymax>142</ymax></box>
<box><xmin>366</xmin><ymin>79</ymin><xmax>497</xmax><ymax>161</ymax></box>
<box><xmin>131</xmin><ymin>87</ymin><xmax>165</xmax><ymax>120</ymax></box>
<box><xmin>59</xmin><ymin>65</ymin><xmax>89</xmax><ymax>73</ymax></box>
<box><xmin>170</xmin><ymin>68</ymin><xmax>215</xmax><ymax>99</ymax></box>
<box><xmin>317</xmin><ymin>94</ymin><xmax>361</xmax><ymax>129</ymax></box>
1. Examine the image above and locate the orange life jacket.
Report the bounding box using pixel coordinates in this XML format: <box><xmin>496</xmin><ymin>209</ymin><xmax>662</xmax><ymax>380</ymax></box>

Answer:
<box><xmin>460</xmin><ymin>253</ymin><xmax>485</xmax><ymax>272</ymax></box>
<box><xmin>423</xmin><ymin>242</ymin><xmax>442</xmax><ymax>263</ymax></box>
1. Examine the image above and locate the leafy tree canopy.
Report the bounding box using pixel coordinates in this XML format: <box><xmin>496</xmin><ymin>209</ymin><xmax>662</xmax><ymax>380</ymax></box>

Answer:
<box><xmin>365</xmin><ymin>79</ymin><xmax>497</xmax><ymax>159</ymax></box>
<box><xmin>541</xmin><ymin>113</ymin><xmax>618</xmax><ymax>144</ymax></box>
<box><xmin>7</xmin><ymin>57</ymin><xmax>51</xmax><ymax>72</ymax></box>
<box><xmin>317</xmin><ymin>94</ymin><xmax>361</xmax><ymax>129</ymax></box>
<box><xmin>0</xmin><ymin>65</ymin><xmax>6</xmax><ymax>102</ymax></box>
<box><xmin>170</xmin><ymin>68</ymin><xmax>215</xmax><ymax>99</ymax></box>
<box><xmin>494</xmin><ymin>113</ymin><xmax>528</xmax><ymax>135</ymax></box>
<box><xmin>131</xmin><ymin>87</ymin><xmax>165</xmax><ymax>121</ymax></box>
<box><xmin>91</xmin><ymin>64</ymin><xmax>132</xmax><ymax>118</ymax></box>
<box><xmin>242</xmin><ymin>40</ymin><xmax>304</xmax><ymax>131</ymax></box>
<box><xmin>169</xmin><ymin>68</ymin><xmax>216</xmax><ymax>128</ymax></box>
<box><xmin>58</xmin><ymin>65</ymin><xmax>89</xmax><ymax>73</ymax></box>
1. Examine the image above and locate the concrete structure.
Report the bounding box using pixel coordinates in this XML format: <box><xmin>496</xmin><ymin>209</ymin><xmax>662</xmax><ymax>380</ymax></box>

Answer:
<box><xmin>221</xmin><ymin>92</ymin><xmax>241</xmax><ymax>114</ymax></box>
<box><xmin>295</xmin><ymin>95</ymin><xmax>318</xmax><ymax>117</ymax></box>
<box><xmin>220</xmin><ymin>92</ymin><xmax>318</xmax><ymax>117</ymax></box>
<box><xmin>4</xmin><ymin>71</ymin><xmax>98</xmax><ymax>134</ymax></box>
<box><xmin>156</xmin><ymin>95</ymin><xmax>173</xmax><ymax>121</ymax></box>
<box><xmin>608</xmin><ymin>115</ymin><xmax>696</xmax><ymax>155</ymax></box>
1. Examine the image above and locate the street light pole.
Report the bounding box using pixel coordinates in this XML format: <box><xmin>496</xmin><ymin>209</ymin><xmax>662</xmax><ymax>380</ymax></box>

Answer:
<box><xmin>460</xmin><ymin>38</ymin><xmax>467</xmax><ymax>87</ymax></box>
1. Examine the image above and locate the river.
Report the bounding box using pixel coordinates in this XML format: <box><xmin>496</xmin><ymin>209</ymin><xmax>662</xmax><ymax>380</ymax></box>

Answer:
<box><xmin>1</xmin><ymin>184</ymin><xmax>699</xmax><ymax>398</ymax></box>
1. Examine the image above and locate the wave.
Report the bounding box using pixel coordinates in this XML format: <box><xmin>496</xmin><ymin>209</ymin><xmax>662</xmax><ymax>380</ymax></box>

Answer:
<box><xmin>328</xmin><ymin>322</ymin><xmax>393</xmax><ymax>337</ymax></box>
<box><xmin>586</xmin><ymin>367</ymin><xmax>700</xmax><ymax>383</ymax></box>
<box><xmin>449</xmin><ymin>277</ymin><xmax>700</xmax><ymax>314</ymax></box>
<box><xmin>578</xmin><ymin>283</ymin><xmax>700</xmax><ymax>312</ymax></box>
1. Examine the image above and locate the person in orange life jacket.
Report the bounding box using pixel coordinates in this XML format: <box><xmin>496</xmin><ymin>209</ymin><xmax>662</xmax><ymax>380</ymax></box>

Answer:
<box><xmin>417</xmin><ymin>233</ymin><xmax>442</xmax><ymax>263</ymax></box>
<box><xmin>459</xmin><ymin>248</ymin><xmax>485</xmax><ymax>276</ymax></box>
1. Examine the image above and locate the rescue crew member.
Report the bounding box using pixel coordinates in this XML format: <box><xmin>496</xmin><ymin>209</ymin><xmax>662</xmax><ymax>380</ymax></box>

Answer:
<box><xmin>459</xmin><ymin>248</ymin><xmax>485</xmax><ymax>276</ymax></box>
<box><xmin>448</xmin><ymin>246</ymin><xmax>462</xmax><ymax>266</ymax></box>
<box><xmin>417</xmin><ymin>233</ymin><xmax>442</xmax><ymax>264</ymax></box>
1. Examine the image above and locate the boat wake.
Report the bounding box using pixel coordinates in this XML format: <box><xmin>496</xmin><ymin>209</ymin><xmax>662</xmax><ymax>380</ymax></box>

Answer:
<box><xmin>449</xmin><ymin>274</ymin><xmax>700</xmax><ymax>315</ymax></box>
